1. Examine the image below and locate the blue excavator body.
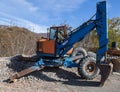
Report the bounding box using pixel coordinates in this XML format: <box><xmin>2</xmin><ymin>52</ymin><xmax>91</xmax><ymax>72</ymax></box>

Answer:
<box><xmin>8</xmin><ymin>1</ymin><xmax>112</xmax><ymax>86</ymax></box>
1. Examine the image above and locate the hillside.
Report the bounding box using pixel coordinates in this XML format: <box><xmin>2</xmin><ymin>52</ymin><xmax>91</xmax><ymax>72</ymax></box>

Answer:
<box><xmin>0</xmin><ymin>26</ymin><xmax>40</xmax><ymax>57</ymax></box>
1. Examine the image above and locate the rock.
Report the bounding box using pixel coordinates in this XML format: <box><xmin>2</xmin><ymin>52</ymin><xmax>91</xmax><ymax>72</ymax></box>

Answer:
<box><xmin>113</xmin><ymin>72</ymin><xmax>120</xmax><ymax>75</ymax></box>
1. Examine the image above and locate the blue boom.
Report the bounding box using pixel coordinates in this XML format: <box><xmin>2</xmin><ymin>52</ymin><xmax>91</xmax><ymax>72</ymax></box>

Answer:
<box><xmin>56</xmin><ymin>1</ymin><xmax>108</xmax><ymax>65</ymax></box>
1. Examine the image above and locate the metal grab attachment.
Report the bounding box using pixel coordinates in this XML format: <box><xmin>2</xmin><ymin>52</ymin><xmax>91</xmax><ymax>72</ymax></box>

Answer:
<box><xmin>99</xmin><ymin>63</ymin><xmax>113</xmax><ymax>86</ymax></box>
<box><xmin>7</xmin><ymin>66</ymin><xmax>43</xmax><ymax>83</ymax></box>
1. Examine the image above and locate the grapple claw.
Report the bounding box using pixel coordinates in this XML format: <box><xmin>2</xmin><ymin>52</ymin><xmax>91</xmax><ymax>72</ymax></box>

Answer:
<box><xmin>99</xmin><ymin>63</ymin><xmax>113</xmax><ymax>87</ymax></box>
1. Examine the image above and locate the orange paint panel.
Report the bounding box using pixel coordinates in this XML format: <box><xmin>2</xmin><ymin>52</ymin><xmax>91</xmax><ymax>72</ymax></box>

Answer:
<box><xmin>38</xmin><ymin>40</ymin><xmax>55</xmax><ymax>54</ymax></box>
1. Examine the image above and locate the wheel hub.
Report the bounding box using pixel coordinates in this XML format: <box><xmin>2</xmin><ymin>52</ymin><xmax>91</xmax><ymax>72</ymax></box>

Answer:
<box><xmin>85</xmin><ymin>62</ymin><xmax>95</xmax><ymax>74</ymax></box>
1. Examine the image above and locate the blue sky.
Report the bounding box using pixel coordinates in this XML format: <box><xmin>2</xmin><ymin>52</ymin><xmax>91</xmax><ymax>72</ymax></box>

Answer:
<box><xmin>0</xmin><ymin>0</ymin><xmax>119</xmax><ymax>33</ymax></box>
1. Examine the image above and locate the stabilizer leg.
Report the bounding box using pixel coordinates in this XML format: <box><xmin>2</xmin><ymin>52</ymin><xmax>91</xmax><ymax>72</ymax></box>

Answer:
<box><xmin>7</xmin><ymin>66</ymin><xmax>43</xmax><ymax>83</ymax></box>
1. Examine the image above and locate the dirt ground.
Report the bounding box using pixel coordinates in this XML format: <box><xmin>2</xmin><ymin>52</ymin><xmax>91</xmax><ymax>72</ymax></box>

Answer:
<box><xmin>0</xmin><ymin>57</ymin><xmax>120</xmax><ymax>92</ymax></box>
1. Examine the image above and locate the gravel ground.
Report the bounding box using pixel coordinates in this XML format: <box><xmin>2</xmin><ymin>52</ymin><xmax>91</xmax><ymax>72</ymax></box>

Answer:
<box><xmin>0</xmin><ymin>57</ymin><xmax>120</xmax><ymax>92</ymax></box>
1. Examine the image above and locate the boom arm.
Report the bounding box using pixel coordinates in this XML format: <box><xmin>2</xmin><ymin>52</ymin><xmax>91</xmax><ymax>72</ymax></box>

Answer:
<box><xmin>57</xmin><ymin>1</ymin><xmax>108</xmax><ymax>64</ymax></box>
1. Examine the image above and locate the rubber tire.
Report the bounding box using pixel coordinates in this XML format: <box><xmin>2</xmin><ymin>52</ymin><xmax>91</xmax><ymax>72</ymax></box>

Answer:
<box><xmin>72</xmin><ymin>47</ymin><xmax>87</xmax><ymax>57</ymax></box>
<box><xmin>78</xmin><ymin>57</ymin><xmax>100</xmax><ymax>80</ymax></box>
<box><xmin>87</xmin><ymin>51</ymin><xmax>96</xmax><ymax>58</ymax></box>
<box><xmin>72</xmin><ymin>47</ymin><xmax>87</xmax><ymax>63</ymax></box>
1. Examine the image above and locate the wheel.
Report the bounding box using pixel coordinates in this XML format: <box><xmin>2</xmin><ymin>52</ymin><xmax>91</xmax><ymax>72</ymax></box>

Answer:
<box><xmin>72</xmin><ymin>47</ymin><xmax>87</xmax><ymax>63</ymax></box>
<box><xmin>78</xmin><ymin>57</ymin><xmax>100</xmax><ymax>79</ymax></box>
<box><xmin>87</xmin><ymin>51</ymin><xmax>96</xmax><ymax>58</ymax></box>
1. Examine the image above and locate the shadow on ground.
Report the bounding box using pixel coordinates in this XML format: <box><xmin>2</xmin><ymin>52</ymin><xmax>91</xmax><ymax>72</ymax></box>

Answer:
<box><xmin>6</xmin><ymin>55</ymin><xmax>100</xmax><ymax>87</ymax></box>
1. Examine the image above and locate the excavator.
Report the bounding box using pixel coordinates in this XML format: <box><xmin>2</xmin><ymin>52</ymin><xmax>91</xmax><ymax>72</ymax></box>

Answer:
<box><xmin>7</xmin><ymin>1</ymin><xmax>112</xmax><ymax>86</ymax></box>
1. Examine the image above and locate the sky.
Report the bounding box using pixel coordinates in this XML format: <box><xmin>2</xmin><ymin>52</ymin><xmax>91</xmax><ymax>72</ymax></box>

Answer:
<box><xmin>0</xmin><ymin>0</ymin><xmax>119</xmax><ymax>33</ymax></box>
